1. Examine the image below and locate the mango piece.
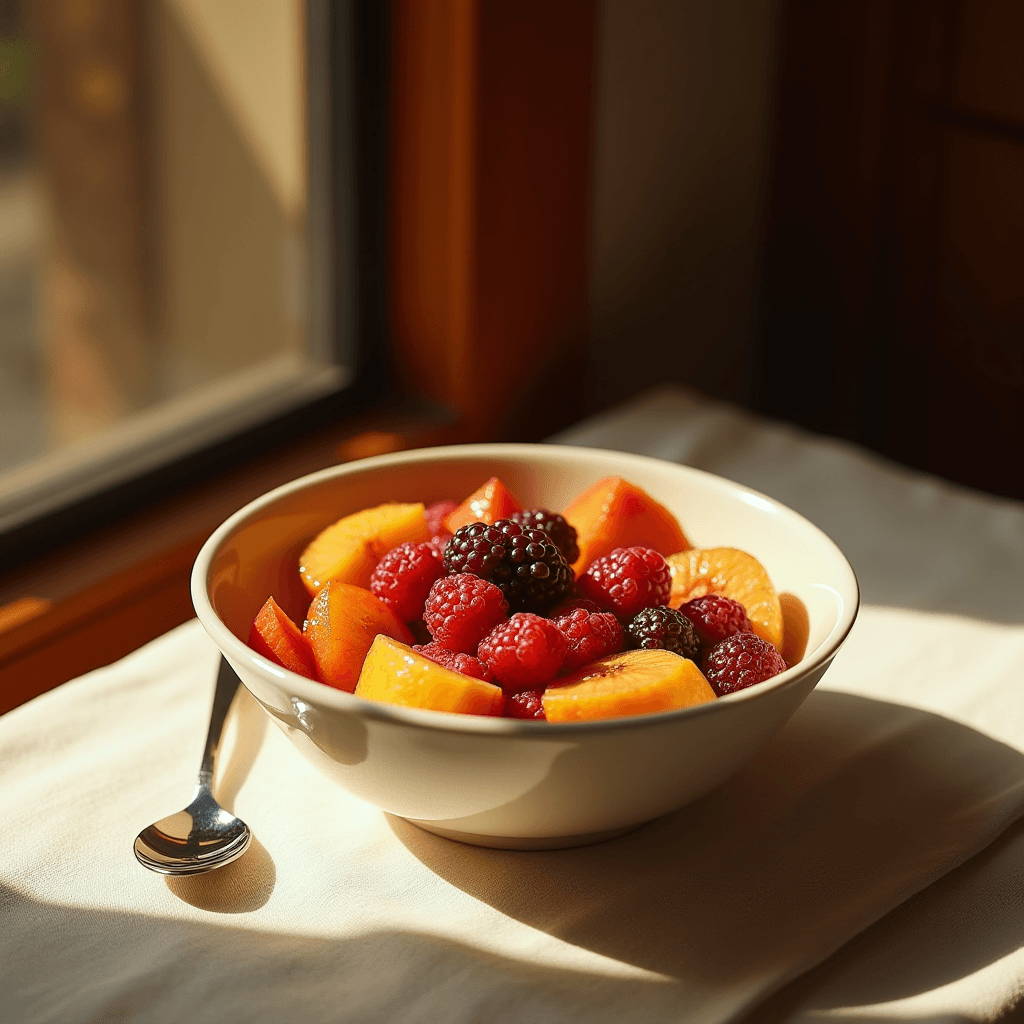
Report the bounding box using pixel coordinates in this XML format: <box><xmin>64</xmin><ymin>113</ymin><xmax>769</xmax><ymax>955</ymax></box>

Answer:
<box><xmin>248</xmin><ymin>596</ymin><xmax>319</xmax><ymax>680</ymax></box>
<box><xmin>562</xmin><ymin>476</ymin><xmax>691</xmax><ymax>574</ymax></box>
<box><xmin>299</xmin><ymin>502</ymin><xmax>430</xmax><ymax>596</ymax></box>
<box><xmin>542</xmin><ymin>649</ymin><xmax>715</xmax><ymax>723</ymax></box>
<box><xmin>668</xmin><ymin>546</ymin><xmax>784</xmax><ymax>651</ymax></box>
<box><xmin>355</xmin><ymin>634</ymin><xmax>505</xmax><ymax>716</ymax></box>
<box><xmin>303</xmin><ymin>582</ymin><xmax>415</xmax><ymax>692</ymax></box>
<box><xmin>444</xmin><ymin>477</ymin><xmax>522</xmax><ymax>533</ymax></box>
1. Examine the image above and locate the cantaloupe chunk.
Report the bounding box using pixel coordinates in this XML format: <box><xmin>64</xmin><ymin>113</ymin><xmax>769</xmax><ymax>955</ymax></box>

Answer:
<box><xmin>299</xmin><ymin>502</ymin><xmax>430</xmax><ymax>596</ymax></box>
<box><xmin>542</xmin><ymin>649</ymin><xmax>715</xmax><ymax>723</ymax></box>
<box><xmin>443</xmin><ymin>477</ymin><xmax>522</xmax><ymax>534</ymax></box>
<box><xmin>355</xmin><ymin>634</ymin><xmax>505</xmax><ymax>716</ymax></box>
<box><xmin>303</xmin><ymin>582</ymin><xmax>415</xmax><ymax>692</ymax></box>
<box><xmin>667</xmin><ymin>546</ymin><xmax>784</xmax><ymax>651</ymax></box>
<box><xmin>562</xmin><ymin>476</ymin><xmax>691</xmax><ymax>574</ymax></box>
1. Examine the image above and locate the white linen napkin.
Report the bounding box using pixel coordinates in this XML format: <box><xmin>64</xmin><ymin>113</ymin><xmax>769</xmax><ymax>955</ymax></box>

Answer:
<box><xmin>4</xmin><ymin>384</ymin><xmax>1024</xmax><ymax>1023</ymax></box>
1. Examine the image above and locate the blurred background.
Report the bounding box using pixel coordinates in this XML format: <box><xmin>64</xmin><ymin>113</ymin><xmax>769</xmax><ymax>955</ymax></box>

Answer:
<box><xmin>1</xmin><ymin>0</ymin><xmax>1022</xmax><ymax>542</ymax></box>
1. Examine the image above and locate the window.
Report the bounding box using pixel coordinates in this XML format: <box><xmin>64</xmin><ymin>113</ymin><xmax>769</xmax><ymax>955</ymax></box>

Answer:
<box><xmin>0</xmin><ymin>0</ymin><xmax>365</xmax><ymax>546</ymax></box>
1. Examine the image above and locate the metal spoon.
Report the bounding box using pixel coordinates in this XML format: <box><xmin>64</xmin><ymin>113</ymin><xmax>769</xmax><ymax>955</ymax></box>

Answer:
<box><xmin>134</xmin><ymin>656</ymin><xmax>252</xmax><ymax>875</ymax></box>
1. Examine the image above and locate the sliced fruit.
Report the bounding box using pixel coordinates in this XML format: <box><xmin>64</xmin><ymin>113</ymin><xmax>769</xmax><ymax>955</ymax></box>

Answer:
<box><xmin>542</xmin><ymin>649</ymin><xmax>716</xmax><ymax>723</ymax></box>
<box><xmin>443</xmin><ymin>477</ymin><xmax>522</xmax><ymax>533</ymax></box>
<box><xmin>562</xmin><ymin>476</ymin><xmax>691</xmax><ymax>574</ymax></box>
<box><xmin>667</xmin><ymin>547</ymin><xmax>783</xmax><ymax>651</ymax></box>
<box><xmin>355</xmin><ymin>634</ymin><xmax>505</xmax><ymax>716</ymax></box>
<box><xmin>299</xmin><ymin>502</ymin><xmax>430</xmax><ymax>596</ymax></box>
<box><xmin>303</xmin><ymin>582</ymin><xmax>415</xmax><ymax>692</ymax></box>
<box><xmin>248</xmin><ymin>596</ymin><xmax>319</xmax><ymax>680</ymax></box>
<box><xmin>779</xmin><ymin>592</ymin><xmax>809</xmax><ymax>667</ymax></box>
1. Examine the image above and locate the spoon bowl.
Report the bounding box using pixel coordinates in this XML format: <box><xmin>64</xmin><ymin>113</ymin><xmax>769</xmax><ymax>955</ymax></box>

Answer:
<box><xmin>134</xmin><ymin>657</ymin><xmax>252</xmax><ymax>875</ymax></box>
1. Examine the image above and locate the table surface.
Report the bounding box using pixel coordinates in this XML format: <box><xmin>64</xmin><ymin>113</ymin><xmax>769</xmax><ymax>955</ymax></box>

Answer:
<box><xmin>5</xmin><ymin>384</ymin><xmax>1024</xmax><ymax>1024</ymax></box>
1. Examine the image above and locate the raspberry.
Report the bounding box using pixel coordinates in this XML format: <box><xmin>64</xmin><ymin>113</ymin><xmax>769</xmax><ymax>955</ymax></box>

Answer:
<box><xmin>553</xmin><ymin>607</ymin><xmax>624</xmax><ymax>669</ymax></box>
<box><xmin>578</xmin><ymin>546</ymin><xmax>671</xmax><ymax>618</ymax></box>
<box><xmin>413</xmin><ymin>642</ymin><xmax>494</xmax><ymax>682</ymax></box>
<box><xmin>678</xmin><ymin>594</ymin><xmax>751</xmax><ymax>646</ymax></box>
<box><xmin>504</xmin><ymin>689</ymin><xmax>546</xmax><ymax>720</ymax></box>
<box><xmin>703</xmin><ymin>631</ymin><xmax>787</xmax><ymax>696</ymax></box>
<box><xmin>423</xmin><ymin>573</ymin><xmax>508</xmax><ymax>653</ymax></box>
<box><xmin>477</xmin><ymin>612</ymin><xmax>567</xmax><ymax>692</ymax></box>
<box><xmin>425</xmin><ymin>499</ymin><xmax>458</xmax><ymax>537</ymax></box>
<box><xmin>369</xmin><ymin>542</ymin><xmax>445</xmax><ymax>622</ymax></box>
<box><xmin>508</xmin><ymin>509</ymin><xmax>580</xmax><ymax>564</ymax></box>
<box><xmin>443</xmin><ymin>519</ymin><xmax>574</xmax><ymax>613</ymax></box>
<box><xmin>626</xmin><ymin>606</ymin><xmax>700</xmax><ymax>660</ymax></box>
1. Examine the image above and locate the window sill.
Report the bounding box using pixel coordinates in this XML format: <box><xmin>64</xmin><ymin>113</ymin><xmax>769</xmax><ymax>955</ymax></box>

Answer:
<box><xmin>0</xmin><ymin>408</ymin><xmax>459</xmax><ymax>715</ymax></box>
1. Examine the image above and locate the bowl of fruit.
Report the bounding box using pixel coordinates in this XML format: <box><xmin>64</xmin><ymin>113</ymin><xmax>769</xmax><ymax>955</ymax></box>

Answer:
<box><xmin>192</xmin><ymin>443</ymin><xmax>858</xmax><ymax>849</ymax></box>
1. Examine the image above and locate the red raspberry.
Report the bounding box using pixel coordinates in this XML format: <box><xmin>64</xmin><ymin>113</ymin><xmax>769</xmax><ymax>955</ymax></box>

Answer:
<box><xmin>504</xmin><ymin>690</ymin><xmax>546</xmax><ymax>720</ymax></box>
<box><xmin>578</xmin><ymin>546</ymin><xmax>671</xmax><ymax>618</ymax></box>
<box><xmin>369</xmin><ymin>542</ymin><xmax>445</xmax><ymax>622</ymax></box>
<box><xmin>413</xmin><ymin>641</ymin><xmax>494</xmax><ymax>682</ymax></box>
<box><xmin>425</xmin><ymin>499</ymin><xmax>458</xmax><ymax>536</ymax></box>
<box><xmin>478</xmin><ymin>613</ymin><xmax>567</xmax><ymax>692</ymax></box>
<box><xmin>423</xmin><ymin>573</ymin><xmax>508</xmax><ymax>653</ymax></box>
<box><xmin>678</xmin><ymin>594</ymin><xmax>751</xmax><ymax>646</ymax></box>
<box><xmin>703</xmin><ymin>631</ymin><xmax>787</xmax><ymax>696</ymax></box>
<box><xmin>553</xmin><ymin>607</ymin><xmax>624</xmax><ymax>669</ymax></box>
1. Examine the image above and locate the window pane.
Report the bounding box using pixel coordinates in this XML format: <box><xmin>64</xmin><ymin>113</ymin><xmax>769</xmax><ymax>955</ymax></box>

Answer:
<box><xmin>0</xmin><ymin>0</ymin><xmax>347</xmax><ymax>533</ymax></box>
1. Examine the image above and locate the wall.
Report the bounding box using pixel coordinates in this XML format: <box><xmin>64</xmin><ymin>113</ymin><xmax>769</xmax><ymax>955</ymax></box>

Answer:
<box><xmin>587</xmin><ymin>0</ymin><xmax>781</xmax><ymax>411</ymax></box>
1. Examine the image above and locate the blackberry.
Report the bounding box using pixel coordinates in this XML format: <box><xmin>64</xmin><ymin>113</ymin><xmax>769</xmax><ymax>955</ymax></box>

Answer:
<box><xmin>443</xmin><ymin>519</ymin><xmax>574</xmax><ymax>613</ymax></box>
<box><xmin>508</xmin><ymin>509</ymin><xmax>580</xmax><ymax>564</ymax></box>
<box><xmin>626</xmin><ymin>606</ymin><xmax>700</xmax><ymax>661</ymax></box>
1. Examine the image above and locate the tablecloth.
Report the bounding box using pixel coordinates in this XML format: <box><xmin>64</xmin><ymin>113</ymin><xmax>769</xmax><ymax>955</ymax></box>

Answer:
<box><xmin>4</xmin><ymin>384</ymin><xmax>1024</xmax><ymax>1024</ymax></box>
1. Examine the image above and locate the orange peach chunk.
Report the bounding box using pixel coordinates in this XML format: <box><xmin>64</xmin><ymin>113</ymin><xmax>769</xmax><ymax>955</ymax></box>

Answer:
<box><xmin>355</xmin><ymin>634</ymin><xmax>505</xmax><ymax>716</ymax></box>
<box><xmin>248</xmin><ymin>596</ymin><xmax>318</xmax><ymax>680</ymax></box>
<box><xmin>299</xmin><ymin>502</ymin><xmax>430</xmax><ymax>596</ymax></box>
<box><xmin>542</xmin><ymin>649</ymin><xmax>715</xmax><ymax>723</ymax></box>
<box><xmin>562</xmin><ymin>476</ymin><xmax>691</xmax><ymax>574</ymax></box>
<box><xmin>303</xmin><ymin>582</ymin><xmax>414</xmax><ymax>693</ymax></box>
<box><xmin>443</xmin><ymin>477</ymin><xmax>522</xmax><ymax>534</ymax></box>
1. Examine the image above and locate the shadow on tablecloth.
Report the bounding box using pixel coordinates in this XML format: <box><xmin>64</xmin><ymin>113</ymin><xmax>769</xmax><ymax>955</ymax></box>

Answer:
<box><xmin>389</xmin><ymin>689</ymin><xmax>1024</xmax><ymax>1003</ymax></box>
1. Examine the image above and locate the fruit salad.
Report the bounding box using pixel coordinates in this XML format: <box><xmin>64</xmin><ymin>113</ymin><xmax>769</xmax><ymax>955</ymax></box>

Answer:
<box><xmin>246</xmin><ymin>474</ymin><xmax>792</xmax><ymax>723</ymax></box>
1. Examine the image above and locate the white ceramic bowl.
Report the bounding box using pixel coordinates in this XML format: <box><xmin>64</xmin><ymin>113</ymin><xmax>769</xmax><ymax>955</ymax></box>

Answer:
<box><xmin>192</xmin><ymin>443</ymin><xmax>859</xmax><ymax>849</ymax></box>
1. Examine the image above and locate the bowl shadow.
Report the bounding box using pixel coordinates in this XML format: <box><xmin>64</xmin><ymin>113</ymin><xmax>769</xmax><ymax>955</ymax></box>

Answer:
<box><xmin>389</xmin><ymin>689</ymin><xmax>1024</xmax><ymax>990</ymax></box>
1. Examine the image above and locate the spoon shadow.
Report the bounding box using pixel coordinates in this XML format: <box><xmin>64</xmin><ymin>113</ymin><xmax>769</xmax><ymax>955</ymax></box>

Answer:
<box><xmin>165</xmin><ymin>836</ymin><xmax>276</xmax><ymax>913</ymax></box>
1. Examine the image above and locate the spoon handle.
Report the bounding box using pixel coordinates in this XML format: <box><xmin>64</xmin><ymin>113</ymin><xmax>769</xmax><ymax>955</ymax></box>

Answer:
<box><xmin>196</xmin><ymin>656</ymin><xmax>244</xmax><ymax>793</ymax></box>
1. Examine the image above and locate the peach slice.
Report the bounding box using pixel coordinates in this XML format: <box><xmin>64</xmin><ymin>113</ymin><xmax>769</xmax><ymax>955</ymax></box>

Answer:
<box><xmin>542</xmin><ymin>649</ymin><xmax>715</xmax><ymax>723</ymax></box>
<box><xmin>355</xmin><ymin>634</ymin><xmax>505</xmax><ymax>715</ymax></box>
<box><xmin>248</xmin><ymin>596</ymin><xmax>319</xmax><ymax>679</ymax></box>
<box><xmin>443</xmin><ymin>477</ymin><xmax>522</xmax><ymax>534</ymax></box>
<box><xmin>562</xmin><ymin>476</ymin><xmax>691</xmax><ymax>574</ymax></box>
<box><xmin>303</xmin><ymin>582</ymin><xmax>415</xmax><ymax>692</ymax></box>
<box><xmin>299</xmin><ymin>502</ymin><xmax>430</xmax><ymax>596</ymax></box>
<box><xmin>667</xmin><ymin>547</ymin><xmax>784</xmax><ymax>651</ymax></box>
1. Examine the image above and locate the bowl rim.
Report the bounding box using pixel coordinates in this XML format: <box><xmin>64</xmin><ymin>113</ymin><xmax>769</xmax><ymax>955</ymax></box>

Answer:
<box><xmin>191</xmin><ymin>442</ymin><xmax>860</xmax><ymax>736</ymax></box>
